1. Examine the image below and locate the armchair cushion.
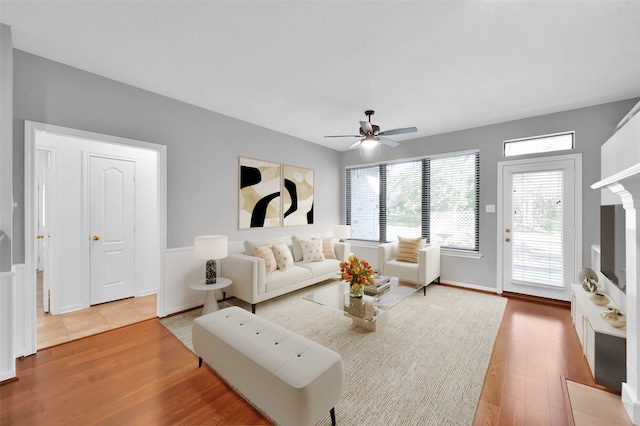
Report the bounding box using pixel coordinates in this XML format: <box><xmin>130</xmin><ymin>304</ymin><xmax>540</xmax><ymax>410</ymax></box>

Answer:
<box><xmin>378</xmin><ymin>242</ymin><xmax>441</xmax><ymax>286</ymax></box>
<box><xmin>396</xmin><ymin>236</ymin><xmax>425</xmax><ymax>263</ymax></box>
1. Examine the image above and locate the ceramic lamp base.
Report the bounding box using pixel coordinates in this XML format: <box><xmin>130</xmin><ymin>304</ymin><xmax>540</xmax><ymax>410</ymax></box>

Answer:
<box><xmin>205</xmin><ymin>259</ymin><xmax>217</xmax><ymax>284</ymax></box>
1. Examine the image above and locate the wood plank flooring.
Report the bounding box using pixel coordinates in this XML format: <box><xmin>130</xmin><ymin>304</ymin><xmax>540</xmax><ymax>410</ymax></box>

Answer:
<box><xmin>474</xmin><ymin>296</ymin><xmax>597</xmax><ymax>426</ymax></box>
<box><xmin>1</xmin><ymin>292</ymin><xmax>625</xmax><ymax>425</ymax></box>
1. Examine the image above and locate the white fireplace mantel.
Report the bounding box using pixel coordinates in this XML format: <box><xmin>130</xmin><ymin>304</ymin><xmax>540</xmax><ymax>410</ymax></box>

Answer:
<box><xmin>592</xmin><ymin>113</ymin><xmax>640</xmax><ymax>424</ymax></box>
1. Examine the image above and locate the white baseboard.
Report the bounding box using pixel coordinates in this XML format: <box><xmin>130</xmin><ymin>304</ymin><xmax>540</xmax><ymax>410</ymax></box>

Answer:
<box><xmin>441</xmin><ymin>279</ymin><xmax>501</xmax><ymax>294</ymax></box>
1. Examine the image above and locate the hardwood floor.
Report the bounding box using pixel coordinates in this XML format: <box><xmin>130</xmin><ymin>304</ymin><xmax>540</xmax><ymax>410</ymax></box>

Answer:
<box><xmin>474</xmin><ymin>296</ymin><xmax>596</xmax><ymax>426</ymax></box>
<box><xmin>1</xmin><ymin>292</ymin><xmax>622</xmax><ymax>425</ymax></box>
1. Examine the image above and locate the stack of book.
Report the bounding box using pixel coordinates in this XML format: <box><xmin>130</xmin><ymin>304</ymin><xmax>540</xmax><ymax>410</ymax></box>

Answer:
<box><xmin>364</xmin><ymin>275</ymin><xmax>391</xmax><ymax>295</ymax></box>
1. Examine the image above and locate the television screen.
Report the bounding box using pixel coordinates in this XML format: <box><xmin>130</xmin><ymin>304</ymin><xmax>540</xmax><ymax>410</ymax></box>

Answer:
<box><xmin>600</xmin><ymin>204</ymin><xmax>626</xmax><ymax>293</ymax></box>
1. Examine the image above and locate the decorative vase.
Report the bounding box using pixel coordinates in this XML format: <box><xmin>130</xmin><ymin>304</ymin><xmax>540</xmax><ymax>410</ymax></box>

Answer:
<box><xmin>349</xmin><ymin>283</ymin><xmax>364</xmax><ymax>299</ymax></box>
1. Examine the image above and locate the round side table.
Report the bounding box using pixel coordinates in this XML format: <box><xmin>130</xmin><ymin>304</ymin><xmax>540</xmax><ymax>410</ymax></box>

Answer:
<box><xmin>189</xmin><ymin>277</ymin><xmax>232</xmax><ymax>315</ymax></box>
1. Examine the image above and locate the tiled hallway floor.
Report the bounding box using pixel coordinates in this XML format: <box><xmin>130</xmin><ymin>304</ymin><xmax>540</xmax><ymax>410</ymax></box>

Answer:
<box><xmin>36</xmin><ymin>272</ymin><xmax>157</xmax><ymax>349</ymax></box>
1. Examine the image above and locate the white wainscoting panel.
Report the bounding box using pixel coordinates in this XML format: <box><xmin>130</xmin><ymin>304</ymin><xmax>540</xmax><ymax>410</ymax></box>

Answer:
<box><xmin>0</xmin><ymin>270</ymin><xmax>15</xmax><ymax>381</ymax></box>
<box><xmin>164</xmin><ymin>247</ymin><xmax>225</xmax><ymax>316</ymax></box>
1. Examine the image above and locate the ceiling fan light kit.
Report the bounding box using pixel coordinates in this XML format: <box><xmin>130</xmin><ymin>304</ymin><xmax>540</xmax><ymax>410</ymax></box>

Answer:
<box><xmin>324</xmin><ymin>110</ymin><xmax>418</xmax><ymax>151</ymax></box>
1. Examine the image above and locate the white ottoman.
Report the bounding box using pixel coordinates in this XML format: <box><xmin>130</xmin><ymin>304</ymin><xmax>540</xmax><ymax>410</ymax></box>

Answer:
<box><xmin>192</xmin><ymin>306</ymin><xmax>344</xmax><ymax>426</ymax></box>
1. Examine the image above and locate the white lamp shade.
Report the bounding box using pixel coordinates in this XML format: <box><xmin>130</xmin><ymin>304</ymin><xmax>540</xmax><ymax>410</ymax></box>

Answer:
<box><xmin>333</xmin><ymin>225</ymin><xmax>351</xmax><ymax>241</ymax></box>
<box><xmin>194</xmin><ymin>235</ymin><xmax>228</xmax><ymax>260</ymax></box>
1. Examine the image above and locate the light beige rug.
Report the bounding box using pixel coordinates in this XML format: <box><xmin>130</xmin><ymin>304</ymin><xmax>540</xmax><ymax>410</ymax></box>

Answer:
<box><xmin>160</xmin><ymin>282</ymin><xmax>506</xmax><ymax>425</ymax></box>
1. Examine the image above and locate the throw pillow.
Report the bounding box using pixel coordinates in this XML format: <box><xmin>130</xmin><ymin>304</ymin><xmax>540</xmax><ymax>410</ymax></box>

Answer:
<box><xmin>300</xmin><ymin>238</ymin><xmax>325</xmax><ymax>262</ymax></box>
<box><xmin>271</xmin><ymin>242</ymin><xmax>294</xmax><ymax>270</ymax></box>
<box><xmin>291</xmin><ymin>233</ymin><xmax>321</xmax><ymax>261</ymax></box>
<box><xmin>253</xmin><ymin>245</ymin><xmax>277</xmax><ymax>274</ymax></box>
<box><xmin>322</xmin><ymin>237</ymin><xmax>337</xmax><ymax>259</ymax></box>
<box><xmin>396</xmin><ymin>236</ymin><xmax>425</xmax><ymax>263</ymax></box>
<box><xmin>245</xmin><ymin>238</ymin><xmax>283</xmax><ymax>257</ymax></box>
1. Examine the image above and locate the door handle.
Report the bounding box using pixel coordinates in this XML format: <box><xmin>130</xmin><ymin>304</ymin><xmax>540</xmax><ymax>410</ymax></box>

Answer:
<box><xmin>92</xmin><ymin>235</ymin><xmax>101</xmax><ymax>241</ymax></box>
<box><xmin>36</xmin><ymin>235</ymin><xmax>44</xmax><ymax>239</ymax></box>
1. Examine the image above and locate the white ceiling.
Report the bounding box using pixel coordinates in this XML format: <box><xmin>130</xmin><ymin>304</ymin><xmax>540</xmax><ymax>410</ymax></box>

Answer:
<box><xmin>1</xmin><ymin>1</ymin><xmax>639</xmax><ymax>151</ymax></box>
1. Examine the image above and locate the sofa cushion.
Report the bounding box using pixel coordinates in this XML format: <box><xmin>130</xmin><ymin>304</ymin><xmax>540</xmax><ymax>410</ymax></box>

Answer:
<box><xmin>244</xmin><ymin>238</ymin><xmax>284</xmax><ymax>257</ymax></box>
<box><xmin>271</xmin><ymin>241</ymin><xmax>294</xmax><ymax>271</ymax></box>
<box><xmin>265</xmin><ymin>266</ymin><xmax>313</xmax><ymax>292</ymax></box>
<box><xmin>291</xmin><ymin>234</ymin><xmax>321</xmax><ymax>261</ymax></box>
<box><xmin>396</xmin><ymin>236</ymin><xmax>425</xmax><ymax>263</ymax></box>
<box><xmin>253</xmin><ymin>245</ymin><xmax>277</xmax><ymax>274</ymax></box>
<box><xmin>300</xmin><ymin>238</ymin><xmax>325</xmax><ymax>262</ymax></box>
<box><xmin>296</xmin><ymin>258</ymin><xmax>341</xmax><ymax>278</ymax></box>
<box><xmin>322</xmin><ymin>237</ymin><xmax>337</xmax><ymax>259</ymax></box>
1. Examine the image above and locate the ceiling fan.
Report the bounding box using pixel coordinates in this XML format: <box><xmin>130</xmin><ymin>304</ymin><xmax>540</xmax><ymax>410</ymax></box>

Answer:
<box><xmin>325</xmin><ymin>110</ymin><xmax>418</xmax><ymax>150</ymax></box>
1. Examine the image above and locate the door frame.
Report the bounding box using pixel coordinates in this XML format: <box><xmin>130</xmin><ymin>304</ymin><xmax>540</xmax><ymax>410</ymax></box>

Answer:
<box><xmin>496</xmin><ymin>153</ymin><xmax>582</xmax><ymax>299</ymax></box>
<box><xmin>35</xmin><ymin>147</ymin><xmax>55</xmax><ymax>312</ymax></box>
<box><xmin>23</xmin><ymin>121</ymin><xmax>167</xmax><ymax>356</ymax></box>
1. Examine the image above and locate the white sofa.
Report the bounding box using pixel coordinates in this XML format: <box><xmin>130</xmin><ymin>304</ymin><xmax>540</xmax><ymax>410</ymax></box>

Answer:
<box><xmin>378</xmin><ymin>241</ymin><xmax>441</xmax><ymax>292</ymax></box>
<box><xmin>221</xmin><ymin>236</ymin><xmax>350</xmax><ymax>313</ymax></box>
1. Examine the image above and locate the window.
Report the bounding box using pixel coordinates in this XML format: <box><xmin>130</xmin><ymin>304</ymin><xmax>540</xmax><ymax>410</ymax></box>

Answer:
<box><xmin>504</xmin><ymin>131</ymin><xmax>574</xmax><ymax>157</ymax></box>
<box><xmin>346</xmin><ymin>150</ymin><xmax>479</xmax><ymax>251</ymax></box>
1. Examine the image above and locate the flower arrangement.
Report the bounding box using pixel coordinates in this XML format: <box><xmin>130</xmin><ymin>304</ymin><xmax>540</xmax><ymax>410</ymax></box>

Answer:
<box><xmin>339</xmin><ymin>255</ymin><xmax>375</xmax><ymax>298</ymax></box>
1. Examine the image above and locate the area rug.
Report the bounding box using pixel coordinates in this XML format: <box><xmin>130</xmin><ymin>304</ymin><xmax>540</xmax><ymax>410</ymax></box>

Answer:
<box><xmin>160</xmin><ymin>282</ymin><xmax>507</xmax><ymax>425</ymax></box>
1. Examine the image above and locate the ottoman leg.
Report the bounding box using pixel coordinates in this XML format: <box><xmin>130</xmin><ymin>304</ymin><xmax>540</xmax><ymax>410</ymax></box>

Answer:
<box><xmin>330</xmin><ymin>407</ymin><xmax>336</xmax><ymax>425</ymax></box>
<box><xmin>199</xmin><ymin>357</ymin><xmax>203</xmax><ymax>368</ymax></box>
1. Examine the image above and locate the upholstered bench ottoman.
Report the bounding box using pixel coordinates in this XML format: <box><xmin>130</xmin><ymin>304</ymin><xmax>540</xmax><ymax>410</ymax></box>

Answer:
<box><xmin>192</xmin><ymin>306</ymin><xmax>344</xmax><ymax>426</ymax></box>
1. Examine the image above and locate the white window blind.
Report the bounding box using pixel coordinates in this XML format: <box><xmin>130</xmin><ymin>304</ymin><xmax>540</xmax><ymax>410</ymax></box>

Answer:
<box><xmin>511</xmin><ymin>170</ymin><xmax>564</xmax><ymax>286</ymax></box>
<box><xmin>385</xmin><ymin>161</ymin><xmax>422</xmax><ymax>242</ymax></box>
<box><xmin>428</xmin><ymin>153</ymin><xmax>479</xmax><ymax>250</ymax></box>
<box><xmin>346</xmin><ymin>150</ymin><xmax>479</xmax><ymax>251</ymax></box>
<box><xmin>347</xmin><ymin>166</ymin><xmax>380</xmax><ymax>241</ymax></box>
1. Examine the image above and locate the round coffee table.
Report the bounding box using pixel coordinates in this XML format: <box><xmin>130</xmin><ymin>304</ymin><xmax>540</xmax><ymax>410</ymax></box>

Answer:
<box><xmin>189</xmin><ymin>278</ymin><xmax>232</xmax><ymax>315</ymax></box>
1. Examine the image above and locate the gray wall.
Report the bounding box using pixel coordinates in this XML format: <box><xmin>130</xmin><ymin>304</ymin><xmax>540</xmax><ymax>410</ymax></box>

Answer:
<box><xmin>12</xmin><ymin>50</ymin><xmax>342</xmax><ymax>263</ymax></box>
<box><xmin>341</xmin><ymin>98</ymin><xmax>640</xmax><ymax>290</ymax></box>
<box><xmin>1</xmin><ymin>24</ymin><xmax>12</xmax><ymax>271</ymax></box>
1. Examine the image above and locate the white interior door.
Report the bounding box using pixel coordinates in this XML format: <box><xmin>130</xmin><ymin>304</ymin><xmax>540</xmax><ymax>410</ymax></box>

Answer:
<box><xmin>499</xmin><ymin>155</ymin><xmax>581</xmax><ymax>301</ymax></box>
<box><xmin>90</xmin><ymin>156</ymin><xmax>136</xmax><ymax>305</ymax></box>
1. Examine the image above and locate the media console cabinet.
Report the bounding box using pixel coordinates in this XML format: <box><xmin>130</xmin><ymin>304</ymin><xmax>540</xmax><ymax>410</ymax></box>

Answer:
<box><xmin>571</xmin><ymin>284</ymin><xmax>626</xmax><ymax>392</ymax></box>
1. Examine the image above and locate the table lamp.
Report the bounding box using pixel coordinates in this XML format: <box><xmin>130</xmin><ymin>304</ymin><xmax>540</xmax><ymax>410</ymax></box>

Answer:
<box><xmin>194</xmin><ymin>235</ymin><xmax>228</xmax><ymax>284</ymax></box>
<box><xmin>333</xmin><ymin>225</ymin><xmax>351</xmax><ymax>242</ymax></box>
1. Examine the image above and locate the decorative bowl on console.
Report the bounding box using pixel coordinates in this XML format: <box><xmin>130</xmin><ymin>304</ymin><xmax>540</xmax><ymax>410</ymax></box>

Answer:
<box><xmin>601</xmin><ymin>308</ymin><xmax>626</xmax><ymax>329</ymax></box>
<box><xmin>589</xmin><ymin>293</ymin><xmax>610</xmax><ymax>306</ymax></box>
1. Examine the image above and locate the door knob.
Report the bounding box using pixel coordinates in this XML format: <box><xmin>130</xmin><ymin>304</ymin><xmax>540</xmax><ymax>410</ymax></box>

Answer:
<box><xmin>505</xmin><ymin>237</ymin><xmax>511</xmax><ymax>242</ymax></box>
<box><xmin>505</xmin><ymin>228</ymin><xmax>511</xmax><ymax>233</ymax></box>
<box><xmin>92</xmin><ymin>235</ymin><xmax>101</xmax><ymax>241</ymax></box>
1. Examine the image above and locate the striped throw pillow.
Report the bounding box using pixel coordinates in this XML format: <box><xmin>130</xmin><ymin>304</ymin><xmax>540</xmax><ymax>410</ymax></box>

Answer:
<box><xmin>396</xmin><ymin>236</ymin><xmax>425</xmax><ymax>263</ymax></box>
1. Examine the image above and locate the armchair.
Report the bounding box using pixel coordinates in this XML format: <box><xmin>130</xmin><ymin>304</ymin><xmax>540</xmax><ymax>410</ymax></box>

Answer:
<box><xmin>378</xmin><ymin>241</ymin><xmax>441</xmax><ymax>293</ymax></box>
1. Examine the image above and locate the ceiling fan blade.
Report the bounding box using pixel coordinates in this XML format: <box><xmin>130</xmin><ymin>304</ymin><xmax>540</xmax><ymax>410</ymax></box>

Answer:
<box><xmin>379</xmin><ymin>137</ymin><xmax>399</xmax><ymax>147</ymax></box>
<box><xmin>360</xmin><ymin>121</ymin><xmax>374</xmax><ymax>134</ymax></box>
<box><xmin>345</xmin><ymin>140</ymin><xmax>361</xmax><ymax>150</ymax></box>
<box><xmin>324</xmin><ymin>134</ymin><xmax>360</xmax><ymax>138</ymax></box>
<box><xmin>378</xmin><ymin>126</ymin><xmax>418</xmax><ymax>136</ymax></box>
